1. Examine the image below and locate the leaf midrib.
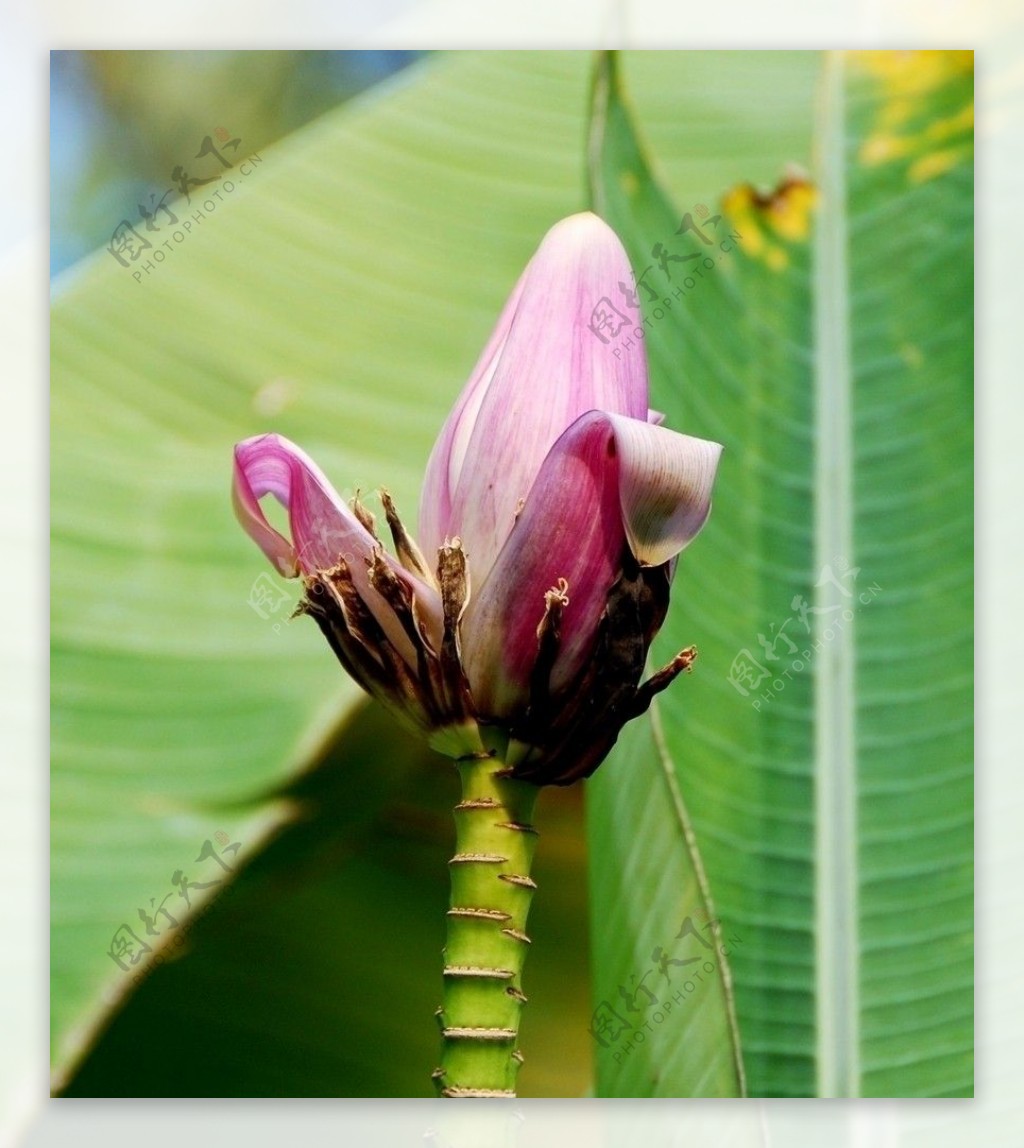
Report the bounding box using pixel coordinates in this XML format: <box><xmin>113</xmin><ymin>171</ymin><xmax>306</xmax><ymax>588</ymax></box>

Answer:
<box><xmin>812</xmin><ymin>50</ymin><xmax>860</xmax><ymax>1099</ymax></box>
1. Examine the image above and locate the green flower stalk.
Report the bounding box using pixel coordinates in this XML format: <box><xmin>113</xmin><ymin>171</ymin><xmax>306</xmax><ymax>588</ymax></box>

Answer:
<box><xmin>232</xmin><ymin>213</ymin><xmax>722</xmax><ymax>1096</ymax></box>
<box><xmin>435</xmin><ymin>756</ymin><xmax>538</xmax><ymax>1096</ymax></box>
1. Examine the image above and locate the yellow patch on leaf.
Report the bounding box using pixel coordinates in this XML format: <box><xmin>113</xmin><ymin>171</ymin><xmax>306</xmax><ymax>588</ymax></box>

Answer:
<box><xmin>848</xmin><ymin>50</ymin><xmax>974</xmax><ymax>99</ymax></box>
<box><xmin>722</xmin><ymin>175</ymin><xmax>816</xmax><ymax>271</ymax></box>
<box><xmin>619</xmin><ymin>169</ymin><xmax>640</xmax><ymax>197</ymax></box>
<box><xmin>909</xmin><ymin>146</ymin><xmax>971</xmax><ymax>184</ymax></box>
<box><xmin>851</xmin><ymin>50</ymin><xmax>973</xmax><ymax>183</ymax></box>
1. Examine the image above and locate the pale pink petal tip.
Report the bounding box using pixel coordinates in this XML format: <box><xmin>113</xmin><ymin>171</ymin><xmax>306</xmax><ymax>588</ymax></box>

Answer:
<box><xmin>613</xmin><ymin>419</ymin><xmax>723</xmax><ymax>568</ymax></box>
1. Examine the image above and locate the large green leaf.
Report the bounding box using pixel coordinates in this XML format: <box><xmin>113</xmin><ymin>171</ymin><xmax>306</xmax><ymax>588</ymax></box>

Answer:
<box><xmin>588</xmin><ymin>50</ymin><xmax>972</xmax><ymax>1097</ymax></box>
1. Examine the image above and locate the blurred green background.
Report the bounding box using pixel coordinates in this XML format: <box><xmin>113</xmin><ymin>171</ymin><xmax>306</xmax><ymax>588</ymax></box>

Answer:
<box><xmin>50</xmin><ymin>51</ymin><xmax>422</xmax><ymax>276</ymax></box>
<box><xmin>50</xmin><ymin>50</ymin><xmax>972</xmax><ymax>1099</ymax></box>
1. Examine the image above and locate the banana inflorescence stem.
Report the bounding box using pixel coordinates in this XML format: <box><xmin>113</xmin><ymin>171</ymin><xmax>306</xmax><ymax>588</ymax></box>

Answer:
<box><xmin>433</xmin><ymin>754</ymin><xmax>540</xmax><ymax>1098</ymax></box>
